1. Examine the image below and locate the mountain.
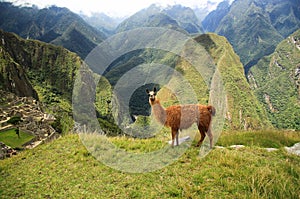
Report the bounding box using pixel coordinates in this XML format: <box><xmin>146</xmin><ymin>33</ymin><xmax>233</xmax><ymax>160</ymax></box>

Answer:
<box><xmin>248</xmin><ymin>29</ymin><xmax>300</xmax><ymax>130</ymax></box>
<box><xmin>116</xmin><ymin>4</ymin><xmax>203</xmax><ymax>34</ymax></box>
<box><xmin>194</xmin><ymin>33</ymin><xmax>271</xmax><ymax>130</ymax></box>
<box><xmin>163</xmin><ymin>5</ymin><xmax>203</xmax><ymax>34</ymax></box>
<box><xmin>0</xmin><ymin>29</ymin><xmax>82</xmax><ymax>133</ymax></box>
<box><xmin>202</xmin><ymin>0</ymin><xmax>300</xmax><ymax>73</ymax></box>
<box><xmin>80</xmin><ymin>12</ymin><xmax>124</xmax><ymax>37</ymax></box>
<box><xmin>115</xmin><ymin>4</ymin><xmax>182</xmax><ymax>33</ymax></box>
<box><xmin>193</xmin><ymin>1</ymin><xmax>220</xmax><ymax>22</ymax></box>
<box><xmin>0</xmin><ymin>2</ymin><xmax>106</xmax><ymax>58</ymax></box>
<box><xmin>202</xmin><ymin>0</ymin><xmax>231</xmax><ymax>32</ymax></box>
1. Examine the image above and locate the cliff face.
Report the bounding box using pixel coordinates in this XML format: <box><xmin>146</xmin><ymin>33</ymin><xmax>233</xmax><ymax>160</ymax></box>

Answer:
<box><xmin>0</xmin><ymin>29</ymin><xmax>81</xmax><ymax>102</ymax></box>
<box><xmin>0</xmin><ymin>42</ymin><xmax>37</xmax><ymax>98</ymax></box>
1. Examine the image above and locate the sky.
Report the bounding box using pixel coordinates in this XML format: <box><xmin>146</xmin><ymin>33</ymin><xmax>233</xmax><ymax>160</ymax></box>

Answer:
<box><xmin>6</xmin><ymin>0</ymin><xmax>227</xmax><ymax>18</ymax></box>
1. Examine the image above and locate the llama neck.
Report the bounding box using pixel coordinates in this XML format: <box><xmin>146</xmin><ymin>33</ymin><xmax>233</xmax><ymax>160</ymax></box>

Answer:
<box><xmin>150</xmin><ymin>100</ymin><xmax>166</xmax><ymax>125</ymax></box>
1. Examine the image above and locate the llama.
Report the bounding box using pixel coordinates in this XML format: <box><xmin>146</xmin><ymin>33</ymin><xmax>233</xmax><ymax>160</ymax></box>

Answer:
<box><xmin>146</xmin><ymin>87</ymin><xmax>215</xmax><ymax>148</ymax></box>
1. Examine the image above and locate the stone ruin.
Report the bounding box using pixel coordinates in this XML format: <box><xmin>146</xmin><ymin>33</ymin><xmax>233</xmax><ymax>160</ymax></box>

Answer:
<box><xmin>0</xmin><ymin>90</ymin><xmax>58</xmax><ymax>159</ymax></box>
<box><xmin>0</xmin><ymin>142</ymin><xmax>17</xmax><ymax>159</ymax></box>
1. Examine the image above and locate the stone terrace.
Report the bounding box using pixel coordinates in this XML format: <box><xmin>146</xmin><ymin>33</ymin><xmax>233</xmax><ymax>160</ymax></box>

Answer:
<box><xmin>0</xmin><ymin>90</ymin><xmax>58</xmax><ymax>157</ymax></box>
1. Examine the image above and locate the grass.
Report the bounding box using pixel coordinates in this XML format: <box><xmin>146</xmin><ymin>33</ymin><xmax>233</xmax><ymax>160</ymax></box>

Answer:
<box><xmin>216</xmin><ymin>130</ymin><xmax>300</xmax><ymax>148</ymax></box>
<box><xmin>0</xmin><ymin>128</ymin><xmax>35</xmax><ymax>149</ymax></box>
<box><xmin>0</xmin><ymin>131</ymin><xmax>299</xmax><ymax>198</ymax></box>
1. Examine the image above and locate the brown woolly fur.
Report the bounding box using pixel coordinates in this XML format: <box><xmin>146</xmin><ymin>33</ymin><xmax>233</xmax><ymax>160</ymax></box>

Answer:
<box><xmin>146</xmin><ymin>88</ymin><xmax>215</xmax><ymax>148</ymax></box>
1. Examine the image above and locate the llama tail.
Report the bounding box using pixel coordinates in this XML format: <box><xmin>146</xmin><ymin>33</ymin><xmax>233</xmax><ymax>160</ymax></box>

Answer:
<box><xmin>207</xmin><ymin>105</ymin><xmax>216</xmax><ymax>116</ymax></box>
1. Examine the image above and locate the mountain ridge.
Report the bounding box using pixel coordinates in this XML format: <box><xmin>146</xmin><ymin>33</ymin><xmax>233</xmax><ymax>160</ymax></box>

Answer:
<box><xmin>0</xmin><ymin>2</ymin><xmax>106</xmax><ymax>58</ymax></box>
<box><xmin>202</xmin><ymin>0</ymin><xmax>300</xmax><ymax>73</ymax></box>
<box><xmin>116</xmin><ymin>4</ymin><xmax>203</xmax><ymax>34</ymax></box>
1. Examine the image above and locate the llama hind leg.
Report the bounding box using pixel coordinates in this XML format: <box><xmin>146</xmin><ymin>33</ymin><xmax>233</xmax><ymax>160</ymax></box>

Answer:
<box><xmin>207</xmin><ymin>129</ymin><xmax>213</xmax><ymax>149</ymax></box>
<box><xmin>196</xmin><ymin>130</ymin><xmax>206</xmax><ymax>147</ymax></box>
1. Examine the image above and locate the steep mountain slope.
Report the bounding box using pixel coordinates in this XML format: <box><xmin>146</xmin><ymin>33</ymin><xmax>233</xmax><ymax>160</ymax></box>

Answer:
<box><xmin>0</xmin><ymin>2</ymin><xmax>106</xmax><ymax>58</ymax></box>
<box><xmin>116</xmin><ymin>4</ymin><xmax>203</xmax><ymax>34</ymax></box>
<box><xmin>163</xmin><ymin>5</ymin><xmax>203</xmax><ymax>34</ymax></box>
<box><xmin>202</xmin><ymin>0</ymin><xmax>300</xmax><ymax>73</ymax></box>
<box><xmin>248</xmin><ymin>29</ymin><xmax>300</xmax><ymax>130</ymax></box>
<box><xmin>0</xmin><ymin>29</ymin><xmax>82</xmax><ymax>132</ymax></box>
<box><xmin>0</xmin><ymin>36</ymin><xmax>37</xmax><ymax>98</ymax></box>
<box><xmin>202</xmin><ymin>0</ymin><xmax>231</xmax><ymax>32</ymax></box>
<box><xmin>159</xmin><ymin>33</ymin><xmax>271</xmax><ymax>130</ymax></box>
<box><xmin>194</xmin><ymin>33</ymin><xmax>271</xmax><ymax>130</ymax></box>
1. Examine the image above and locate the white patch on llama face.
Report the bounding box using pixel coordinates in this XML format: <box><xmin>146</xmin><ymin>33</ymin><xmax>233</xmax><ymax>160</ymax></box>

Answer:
<box><xmin>148</xmin><ymin>91</ymin><xmax>156</xmax><ymax>101</ymax></box>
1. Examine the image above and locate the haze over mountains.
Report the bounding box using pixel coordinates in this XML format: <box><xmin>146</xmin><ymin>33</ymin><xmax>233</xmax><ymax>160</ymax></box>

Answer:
<box><xmin>0</xmin><ymin>0</ymin><xmax>299</xmax><ymax>131</ymax></box>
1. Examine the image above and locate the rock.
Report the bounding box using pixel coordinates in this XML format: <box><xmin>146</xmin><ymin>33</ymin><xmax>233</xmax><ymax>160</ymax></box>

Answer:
<box><xmin>229</xmin><ymin>145</ymin><xmax>245</xmax><ymax>149</ymax></box>
<box><xmin>285</xmin><ymin>142</ymin><xmax>300</xmax><ymax>156</ymax></box>
<box><xmin>168</xmin><ymin>136</ymin><xmax>191</xmax><ymax>145</ymax></box>
<box><xmin>230</xmin><ymin>145</ymin><xmax>245</xmax><ymax>149</ymax></box>
<box><xmin>265</xmin><ymin>148</ymin><xmax>278</xmax><ymax>152</ymax></box>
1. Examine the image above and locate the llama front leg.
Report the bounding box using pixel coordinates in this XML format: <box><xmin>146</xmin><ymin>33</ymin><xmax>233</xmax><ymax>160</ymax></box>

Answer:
<box><xmin>171</xmin><ymin>128</ymin><xmax>178</xmax><ymax>147</ymax></box>
<box><xmin>176</xmin><ymin>130</ymin><xmax>179</xmax><ymax>146</ymax></box>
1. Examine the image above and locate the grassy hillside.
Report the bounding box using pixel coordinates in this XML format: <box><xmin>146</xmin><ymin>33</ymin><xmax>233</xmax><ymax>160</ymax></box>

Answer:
<box><xmin>249</xmin><ymin>29</ymin><xmax>300</xmax><ymax>130</ymax></box>
<box><xmin>0</xmin><ymin>131</ymin><xmax>299</xmax><ymax>198</ymax></box>
<box><xmin>195</xmin><ymin>33</ymin><xmax>271</xmax><ymax>130</ymax></box>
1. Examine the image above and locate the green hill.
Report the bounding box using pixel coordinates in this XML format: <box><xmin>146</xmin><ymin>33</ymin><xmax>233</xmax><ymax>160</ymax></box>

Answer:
<box><xmin>194</xmin><ymin>33</ymin><xmax>271</xmax><ymax>130</ymax></box>
<box><xmin>249</xmin><ymin>29</ymin><xmax>300</xmax><ymax>130</ymax></box>
<box><xmin>0</xmin><ymin>131</ymin><xmax>299</xmax><ymax>198</ymax></box>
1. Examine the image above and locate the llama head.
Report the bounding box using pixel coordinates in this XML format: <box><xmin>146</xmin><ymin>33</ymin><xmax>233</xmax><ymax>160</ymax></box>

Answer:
<box><xmin>146</xmin><ymin>87</ymin><xmax>157</xmax><ymax>103</ymax></box>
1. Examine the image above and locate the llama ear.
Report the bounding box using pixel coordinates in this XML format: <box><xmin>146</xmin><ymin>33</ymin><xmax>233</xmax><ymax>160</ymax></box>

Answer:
<box><xmin>153</xmin><ymin>87</ymin><xmax>157</xmax><ymax>93</ymax></box>
<box><xmin>146</xmin><ymin>89</ymin><xmax>150</xmax><ymax>94</ymax></box>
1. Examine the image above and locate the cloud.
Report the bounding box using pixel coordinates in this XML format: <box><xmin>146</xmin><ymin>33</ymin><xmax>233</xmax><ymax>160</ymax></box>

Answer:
<box><xmin>7</xmin><ymin>0</ymin><xmax>224</xmax><ymax>17</ymax></box>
